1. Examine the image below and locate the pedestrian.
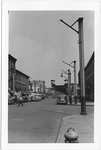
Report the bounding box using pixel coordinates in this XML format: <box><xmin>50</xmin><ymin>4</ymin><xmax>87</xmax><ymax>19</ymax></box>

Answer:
<box><xmin>14</xmin><ymin>95</ymin><xmax>18</xmax><ymax>104</ymax></box>
<box><xmin>18</xmin><ymin>96</ymin><xmax>23</xmax><ymax>107</ymax></box>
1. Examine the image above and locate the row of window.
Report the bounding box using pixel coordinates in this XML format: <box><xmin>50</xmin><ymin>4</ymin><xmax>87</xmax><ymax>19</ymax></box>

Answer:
<box><xmin>85</xmin><ymin>61</ymin><xmax>94</xmax><ymax>79</ymax></box>
<box><xmin>9</xmin><ymin>60</ymin><xmax>15</xmax><ymax>70</ymax></box>
<box><xmin>15</xmin><ymin>81</ymin><xmax>29</xmax><ymax>91</ymax></box>
<box><xmin>16</xmin><ymin>73</ymin><xmax>29</xmax><ymax>84</ymax></box>
<box><xmin>8</xmin><ymin>70</ymin><xmax>29</xmax><ymax>83</ymax></box>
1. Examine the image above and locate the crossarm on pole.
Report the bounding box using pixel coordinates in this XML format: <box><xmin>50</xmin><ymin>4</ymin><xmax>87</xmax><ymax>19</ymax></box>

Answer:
<box><xmin>60</xmin><ymin>20</ymin><xmax>79</xmax><ymax>34</ymax></box>
<box><xmin>62</xmin><ymin>61</ymin><xmax>74</xmax><ymax>68</ymax></box>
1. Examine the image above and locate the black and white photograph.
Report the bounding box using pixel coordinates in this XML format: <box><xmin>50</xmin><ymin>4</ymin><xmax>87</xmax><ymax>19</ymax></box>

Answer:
<box><xmin>1</xmin><ymin>1</ymin><xmax>101</xmax><ymax>150</ymax></box>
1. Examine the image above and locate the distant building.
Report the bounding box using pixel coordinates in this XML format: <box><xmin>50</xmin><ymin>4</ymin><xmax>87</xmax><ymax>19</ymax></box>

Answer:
<box><xmin>45</xmin><ymin>87</ymin><xmax>52</xmax><ymax>94</ymax></box>
<box><xmin>8</xmin><ymin>54</ymin><xmax>17</xmax><ymax>91</ymax></box>
<box><xmin>29</xmin><ymin>80</ymin><xmax>45</xmax><ymax>93</ymax></box>
<box><xmin>15</xmin><ymin>69</ymin><xmax>29</xmax><ymax>94</ymax></box>
<box><xmin>51</xmin><ymin>83</ymin><xmax>67</xmax><ymax>95</ymax></box>
<box><xmin>78</xmin><ymin>52</ymin><xmax>94</xmax><ymax>101</ymax></box>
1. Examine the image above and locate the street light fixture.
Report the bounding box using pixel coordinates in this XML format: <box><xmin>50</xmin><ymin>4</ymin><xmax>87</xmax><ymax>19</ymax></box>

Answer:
<box><xmin>60</xmin><ymin>18</ymin><xmax>86</xmax><ymax>115</ymax></box>
<box><xmin>61</xmin><ymin>73</ymin><xmax>68</xmax><ymax>81</ymax></box>
<box><xmin>61</xmin><ymin>69</ymin><xmax>72</xmax><ymax>104</ymax></box>
<box><xmin>62</xmin><ymin>60</ymin><xmax>77</xmax><ymax>104</ymax></box>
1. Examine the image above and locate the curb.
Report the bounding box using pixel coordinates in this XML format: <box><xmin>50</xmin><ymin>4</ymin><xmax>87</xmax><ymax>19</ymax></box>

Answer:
<box><xmin>66</xmin><ymin>103</ymin><xmax>94</xmax><ymax>106</ymax></box>
<box><xmin>56</xmin><ymin>113</ymin><xmax>94</xmax><ymax>143</ymax></box>
<box><xmin>56</xmin><ymin>116</ymin><xmax>71</xmax><ymax>143</ymax></box>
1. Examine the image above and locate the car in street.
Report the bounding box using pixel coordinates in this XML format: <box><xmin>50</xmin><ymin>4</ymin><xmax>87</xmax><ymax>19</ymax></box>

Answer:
<box><xmin>8</xmin><ymin>93</ymin><xmax>15</xmax><ymax>105</ymax></box>
<box><xmin>40</xmin><ymin>94</ymin><xmax>46</xmax><ymax>100</ymax></box>
<box><xmin>34</xmin><ymin>93</ymin><xmax>42</xmax><ymax>101</ymax></box>
<box><xmin>56</xmin><ymin>94</ymin><xmax>67</xmax><ymax>105</ymax></box>
<box><xmin>29</xmin><ymin>92</ymin><xmax>36</xmax><ymax>101</ymax></box>
<box><xmin>29</xmin><ymin>92</ymin><xmax>42</xmax><ymax>101</ymax></box>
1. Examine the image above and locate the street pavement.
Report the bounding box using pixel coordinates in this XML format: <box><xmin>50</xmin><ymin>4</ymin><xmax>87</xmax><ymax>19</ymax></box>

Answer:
<box><xmin>8</xmin><ymin>98</ymin><xmax>94</xmax><ymax>143</ymax></box>
<box><xmin>56</xmin><ymin>102</ymin><xmax>94</xmax><ymax>143</ymax></box>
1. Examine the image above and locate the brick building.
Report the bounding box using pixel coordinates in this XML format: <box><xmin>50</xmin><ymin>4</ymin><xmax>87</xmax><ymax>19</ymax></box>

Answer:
<box><xmin>8</xmin><ymin>54</ymin><xmax>17</xmax><ymax>91</ymax></box>
<box><xmin>85</xmin><ymin>52</ymin><xmax>94</xmax><ymax>101</ymax></box>
<box><xmin>15</xmin><ymin>69</ymin><xmax>29</xmax><ymax>94</ymax></box>
<box><xmin>8</xmin><ymin>54</ymin><xmax>30</xmax><ymax>95</ymax></box>
<box><xmin>78</xmin><ymin>52</ymin><xmax>94</xmax><ymax>101</ymax></box>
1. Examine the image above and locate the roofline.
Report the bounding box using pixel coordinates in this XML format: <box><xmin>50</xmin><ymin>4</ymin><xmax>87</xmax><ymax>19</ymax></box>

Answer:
<box><xmin>16</xmin><ymin>69</ymin><xmax>30</xmax><ymax>78</ymax></box>
<box><xmin>85</xmin><ymin>52</ymin><xmax>94</xmax><ymax>71</ymax></box>
<box><xmin>78</xmin><ymin>52</ymin><xmax>94</xmax><ymax>75</ymax></box>
<box><xmin>9</xmin><ymin>54</ymin><xmax>17</xmax><ymax>62</ymax></box>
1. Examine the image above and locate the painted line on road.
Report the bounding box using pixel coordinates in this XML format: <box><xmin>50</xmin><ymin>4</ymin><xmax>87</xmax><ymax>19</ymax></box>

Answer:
<box><xmin>9</xmin><ymin>104</ymin><xmax>46</xmax><ymax>118</ymax></box>
<box><xmin>56</xmin><ymin>111</ymin><xmax>64</xmax><ymax>113</ymax></box>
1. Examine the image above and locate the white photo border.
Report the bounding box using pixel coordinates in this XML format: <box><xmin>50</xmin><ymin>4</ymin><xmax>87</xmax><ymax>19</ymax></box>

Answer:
<box><xmin>2</xmin><ymin>0</ymin><xmax>101</xmax><ymax>150</ymax></box>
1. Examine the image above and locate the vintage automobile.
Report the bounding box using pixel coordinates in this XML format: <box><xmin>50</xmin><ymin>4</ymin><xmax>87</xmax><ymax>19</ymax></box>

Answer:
<box><xmin>29</xmin><ymin>92</ymin><xmax>42</xmax><ymax>101</ymax></box>
<box><xmin>40</xmin><ymin>94</ymin><xmax>46</xmax><ymax>100</ymax></box>
<box><xmin>8</xmin><ymin>93</ymin><xmax>15</xmax><ymax>105</ymax></box>
<box><xmin>29</xmin><ymin>92</ymin><xmax>36</xmax><ymax>101</ymax></box>
<box><xmin>34</xmin><ymin>93</ymin><xmax>42</xmax><ymax>101</ymax></box>
<box><xmin>56</xmin><ymin>94</ymin><xmax>67</xmax><ymax>105</ymax></box>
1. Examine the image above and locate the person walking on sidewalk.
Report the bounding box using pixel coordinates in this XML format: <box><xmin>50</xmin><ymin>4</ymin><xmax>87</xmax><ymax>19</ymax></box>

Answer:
<box><xmin>18</xmin><ymin>96</ymin><xmax>23</xmax><ymax>107</ymax></box>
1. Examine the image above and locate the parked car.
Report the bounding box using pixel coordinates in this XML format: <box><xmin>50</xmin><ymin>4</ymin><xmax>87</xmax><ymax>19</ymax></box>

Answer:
<box><xmin>34</xmin><ymin>93</ymin><xmax>42</xmax><ymax>101</ymax></box>
<box><xmin>56</xmin><ymin>94</ymin><xmax>67</xmax><ymax>105</ymax></box>
<box><xmin>40</xmin><ymin>94</ymin><xmax>46</xmax><ymax>100</ymax></box>
<box><xmin>8</xmin><ymin>93</ymin><xmax>15</xmax><ymax>105</ymax></box>
<box><xmin>29</xmin><ymin>92</ymin><xmax>36</xmax><ymax>101</ymax></box>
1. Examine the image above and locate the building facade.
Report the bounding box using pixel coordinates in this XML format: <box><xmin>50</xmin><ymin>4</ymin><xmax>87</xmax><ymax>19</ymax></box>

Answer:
<box><xmin>9</xmin><ymin>54</ymin><xmax>30</xmax><ymax>95</ymax></box>
<box><xmin>85</xmin><ymin>52</ymin><xmax>94</xmax><ymax>101</ymax></box>
<box><xmin>78</xmin><ymin>52</ymin><xmax>94</xmax><ymax>101</ymax></box>
<box><xmin>8</xmin><ymin>54</ymin><xmax>17</xmax><ymax>91</ymax></box>
<box><xmin>15</xmin><ymin>69</ymin><xmax>29</xmax><ymax>94</ymax></box>
<box><xmin>29</xmin><ymin>80</ymin><xmax>45</xmax><ymax>93</ymax></box>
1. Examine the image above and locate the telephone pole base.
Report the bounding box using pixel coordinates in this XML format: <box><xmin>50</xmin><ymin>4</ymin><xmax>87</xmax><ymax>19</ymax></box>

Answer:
<box><xmin>80</xmin><ymin>112</ymin><xmax>87</xmax><ymax>115</ymax></box>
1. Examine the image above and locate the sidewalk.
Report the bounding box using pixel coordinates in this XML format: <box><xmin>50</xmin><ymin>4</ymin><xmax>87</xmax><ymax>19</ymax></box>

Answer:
<box><xmin>69</xmin><ymin>101</ymin><xmax>94</xmax><ymax>106</ymax></box>
<box><xmin>56</xmin><ymin>107</ymin><xmax>94</xmax><ymax>143</ymax></box>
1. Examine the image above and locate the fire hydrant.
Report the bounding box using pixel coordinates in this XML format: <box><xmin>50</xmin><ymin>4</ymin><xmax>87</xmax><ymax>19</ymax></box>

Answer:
<box><xmin>64</xmin><ymin>127</ymin><xmax>79</xmax><ymax>143</ymax></box>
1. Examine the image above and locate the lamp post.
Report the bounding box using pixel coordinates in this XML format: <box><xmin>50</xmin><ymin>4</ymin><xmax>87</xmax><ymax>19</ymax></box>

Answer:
<box><xmin>61</xmin><ymin>73</ymin><xmax>68</xmax><ymax>91</ymax></box>
<box><xmin>62</xmin><ymin>60</ymin><xmax>77</xmax><ymax>104</ymax></box>
<box><xmin>60</xmin><ymin>18</ymin><xmax>86</xmax><ymax>115</ymax></box>
<box><xmin>61</xmin><ymin>69</ymin><xmax>71</xmax><ymax>104</ymax></box>
<box><xmin>68</xmin><ymin>69</ymin><xmax>72</xmax><ymax>104</ymax></box>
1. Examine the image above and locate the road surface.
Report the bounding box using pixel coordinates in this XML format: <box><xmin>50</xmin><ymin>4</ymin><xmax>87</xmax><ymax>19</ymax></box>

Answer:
<box><xmin>8</xmin><ymin>98</ymin><xmax>94</xmax><ymax>143</ymax></box>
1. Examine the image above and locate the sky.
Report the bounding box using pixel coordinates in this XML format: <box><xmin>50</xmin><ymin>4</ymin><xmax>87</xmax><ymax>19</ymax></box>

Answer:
<box><xmin>9</xmin><ymin>11</ymin><xmax>94</xmax><ymax>87</ymax></box>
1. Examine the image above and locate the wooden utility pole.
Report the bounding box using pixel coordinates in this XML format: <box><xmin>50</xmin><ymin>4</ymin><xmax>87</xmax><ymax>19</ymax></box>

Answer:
<box><xmin>60</xmin><ymin>18</ymin><xmax>86</xmax><ymax>115</ymax></box>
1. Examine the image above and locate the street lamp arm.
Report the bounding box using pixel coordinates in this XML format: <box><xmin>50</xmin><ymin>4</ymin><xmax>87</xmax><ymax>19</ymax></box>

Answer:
<box><xmin>69</xmin><ymin>61</ymin><xmax>74</xmax><ymax>65</ymax></box>
<box><xmin>62</xmin><ymin>61</ymin><xmax>74</xmax><ymax>68</ymax></box>
<box><xmin>62</xmin><ymin>69</ymin><xmax>68</xmax><ymax>75</ymax></box>
<box><xmin>71</xmin><ymin>19</ymin><xmax>79</xmax><ymax>27</ymax></box>
<box><xmin>60</xmin><ymin>19</ymin><xmax>79</xmax><ymax>34</ymax></box>
<box><xmin>63</xmin><ymin>76</ymin><xmax>68</xmax><ymax>80</ymax></box>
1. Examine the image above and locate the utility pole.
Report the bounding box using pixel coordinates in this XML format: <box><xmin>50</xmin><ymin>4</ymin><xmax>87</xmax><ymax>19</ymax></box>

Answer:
<box><xmin>34</xmin><ymin>81</ymin><xmax>36</xmax><ymax>93</ymax></box>
<box><xmin>68</xmin><ymin>69</ymin><xmax>72</xmax><ymax>104</ymax></box>
<box><xmin>60</xmin><ymin>18</ymin><xmax>86</xmax><ymax>115</ymax></box>
<box><xmin>61</xmin><ymin>71</ymin><xmax>68</xmax><ymax>98</ymax></box>
<box><xmin>78</xmin><ymin>18</ymin><xmax>86</xmax><ymax>115</ymax></box>
<box><xmin>62</xmin><ymin>60</ymin><xmax>77</xmax><ymax>104</ymax></box>
<box><xmin>74</xmin><ymin>61</ymin><xmax>77</xmax><ymax>104</ymax></box>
